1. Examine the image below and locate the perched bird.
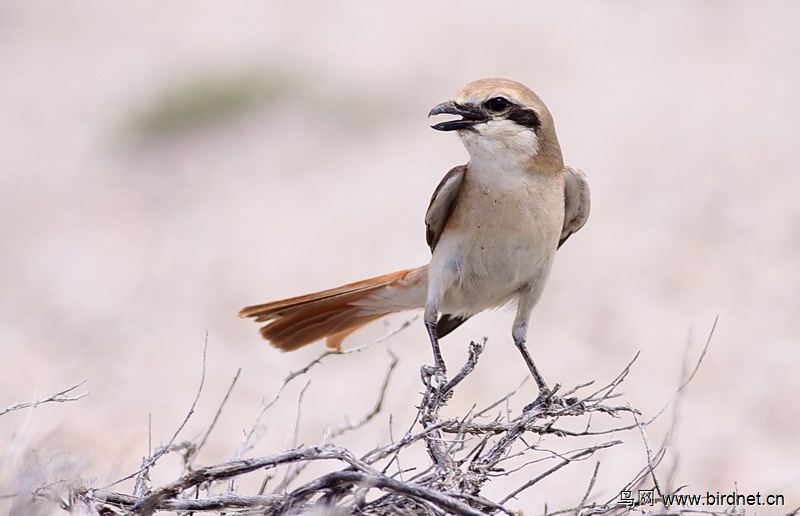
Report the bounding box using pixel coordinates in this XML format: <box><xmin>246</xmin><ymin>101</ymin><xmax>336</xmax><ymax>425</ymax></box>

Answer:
<box><xmin>240</xmin><ymin>78</ymin><xmax>590</xmax><ymax>400</ymax></box>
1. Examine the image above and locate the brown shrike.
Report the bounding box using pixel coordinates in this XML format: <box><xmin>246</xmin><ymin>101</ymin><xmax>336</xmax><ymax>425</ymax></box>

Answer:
<box><xmin>240</xmin><ymin>78</ymin><xmax>590</xmax><ymax>400</ymax></box>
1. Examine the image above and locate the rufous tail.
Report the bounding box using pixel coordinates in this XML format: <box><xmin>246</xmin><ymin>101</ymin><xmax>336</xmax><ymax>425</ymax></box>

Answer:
<box><xmin>239</xmin><ymin>267</ymin><xmax>426</xmax><ymax>351</ymax></box>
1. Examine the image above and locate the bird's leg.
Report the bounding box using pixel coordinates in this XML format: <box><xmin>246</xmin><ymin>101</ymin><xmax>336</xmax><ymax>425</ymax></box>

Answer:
<box><xmin>515</xmin><ymin>336</ymin><xmax>561</xmax><ymax>411</ymax></box>
<box><xmin>513</xmin><ymin>335</ymin><xmax>550</xmax><ymax>395</ymax></box>
<box><xmin>512</xmin><ymin>290</ymin><xmax>556</xmax><ymax>408</ymax></box>
<box><xmin>424</xmin><ymin>302</ymin><xmax>447</xmax><ymax>377</ymax></box>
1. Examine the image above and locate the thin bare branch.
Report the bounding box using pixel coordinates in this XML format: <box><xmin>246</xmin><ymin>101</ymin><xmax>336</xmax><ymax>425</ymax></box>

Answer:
<box><xmin>270</xmin><ymin>380</ymin><xmax>312</xmax><ymax>495</ymax></box>
<box><xmin>633</xmin><ymin>407</ymin><xmax>664</xmax><ymax>501</ymax></box>
<box><xmin>187</xmin><ymin>367</ymin><xmax>241</xmax><ymax>469</ymax></box>
<box><xmin>232</xmin><ymin>317</ymin><xmax>416</xmax><ymax>461</ymax></box>
<box><xmin>574</xmin><ymin>461</ymin><xmax>601</xmax><ymax>515</ymax></box>
<box><xmin>644</xmin><ymin>316</ymin><xmax>717</xmax><ymax>427</ymax></box>
<box><xmin>327</xmin><ymin>341</ymin><xmax>400</xmax><ymax>440</ymax></box>
<box><xmin>500</xmin><ymin>440</ymin><xmax>622</xmax><ymax>504</ymax></box>
<box><xmin>0</xmin><ymin>381</ymin><xmax>88</xmax><ymax>417</ymax></box>
<box><xmin>105</xmin><ymin>332</ymin><xmax>210</xmax><ymax>490</ymax></box>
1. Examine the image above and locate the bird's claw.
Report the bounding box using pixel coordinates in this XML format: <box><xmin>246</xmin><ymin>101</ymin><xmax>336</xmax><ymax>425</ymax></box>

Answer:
<box><xmin>421</xmin><ymin>364</ymin><xmax>448</xmax><ymax>388</ymax></box>
<box><xmin>523</xmin><ymin>383</ymin><xmax>570</xmax><ymax>412</ymax></box>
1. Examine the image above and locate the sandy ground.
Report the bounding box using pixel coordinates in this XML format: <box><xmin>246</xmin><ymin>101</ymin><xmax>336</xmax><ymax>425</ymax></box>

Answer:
<box><xmin>1</xmin><ymin>1</ymin><xmax>799</xmax><ymax>514</ymax></box>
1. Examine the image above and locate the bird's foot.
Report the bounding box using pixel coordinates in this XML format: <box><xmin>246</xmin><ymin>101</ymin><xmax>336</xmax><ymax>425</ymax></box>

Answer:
<box><xmin>524</xmin><ymin>388</ymin><xmax>555</xmax><ymax>412</ymax></box>
<box><xmin>421</xmin><ymin>364</ymin><xmax>448</xmax><ymax>389</ymax></box>
<box><xmin>523</xmin><ymin>383</ymin><xmax>572</xmax><ymax>412</ymax></box>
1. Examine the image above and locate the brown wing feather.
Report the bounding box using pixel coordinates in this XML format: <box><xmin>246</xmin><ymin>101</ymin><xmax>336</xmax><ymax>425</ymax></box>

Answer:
<box><xmin>424</xmin><ymin>165</ymin><xmax>471</xmax><ymax>336</ymax></box>
<box><xmin>424</xmin><ymin>165</ymin><xmax>466</xmax><ymax>252</ymax></box>
<box><xmin>559</xmin><ymin>166</ymin><xmax>590</xmax><ymax>248</ymax></box>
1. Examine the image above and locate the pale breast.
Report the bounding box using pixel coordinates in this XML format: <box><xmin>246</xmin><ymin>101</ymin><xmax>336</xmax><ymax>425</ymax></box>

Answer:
<box><xmin>429</xmin><ymin>168</ymin><xmax>565</xmax><ymax>314</ymax></box>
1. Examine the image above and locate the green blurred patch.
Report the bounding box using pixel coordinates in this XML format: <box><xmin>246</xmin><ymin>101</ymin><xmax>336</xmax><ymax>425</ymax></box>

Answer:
<box><xmin>125</xmin><ymin>68</ymin><xmax>295</xmax><ymax>142</ymax></box>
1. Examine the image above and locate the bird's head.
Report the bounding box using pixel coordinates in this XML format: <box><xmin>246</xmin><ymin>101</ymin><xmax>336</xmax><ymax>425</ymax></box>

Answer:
<box><xmin>429</xmin><ymin>78</ymin><xmax>563</xmax><ymax>171</ymax></box>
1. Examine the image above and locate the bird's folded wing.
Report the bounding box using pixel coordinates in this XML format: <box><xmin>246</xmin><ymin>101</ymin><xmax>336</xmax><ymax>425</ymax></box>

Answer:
<box><xmin>425</xmin><ymin>165</ymin><xmax>466</xmax><ymax>252</ymax></box>
<box><xmin>559</xmin><ymin>166</ymin><xmax>590</xmax><ymax>248</ymax></box>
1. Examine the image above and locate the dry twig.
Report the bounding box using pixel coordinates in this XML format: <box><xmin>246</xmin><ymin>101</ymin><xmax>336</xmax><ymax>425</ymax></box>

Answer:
<box><xmin>0</xmin><ymin>381</ymin><xmax>88</xmax><ymax>417</ymax></box>
<box><xmin>62</xmin><ymin>318</ymin><xmax>732</xmax><ymax>515</ymax></box>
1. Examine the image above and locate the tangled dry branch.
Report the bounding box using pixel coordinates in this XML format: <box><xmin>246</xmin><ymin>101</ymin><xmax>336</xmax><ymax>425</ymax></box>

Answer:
<box><xmin>69</xmin><ymin>333</ymin><xmax>640</xmax><ymax>515</ymax></box>
<box><xmin>9</xmin><ymin>318</ymin><xmax>750</xmax><ymax>515</ymax></box>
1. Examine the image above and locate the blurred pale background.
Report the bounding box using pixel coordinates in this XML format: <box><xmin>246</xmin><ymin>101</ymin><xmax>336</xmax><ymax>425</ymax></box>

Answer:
<box><xmin>1</xmin><ymin>1</ymin><xmax>799</xmax><ymax>513</ymax></box>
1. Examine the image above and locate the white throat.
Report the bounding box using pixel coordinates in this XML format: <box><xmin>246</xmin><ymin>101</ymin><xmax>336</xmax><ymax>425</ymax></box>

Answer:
<box><xmin>457</xmin><ymin>119</ymin><xmax>540</xmax><ymax>171</ymax></box>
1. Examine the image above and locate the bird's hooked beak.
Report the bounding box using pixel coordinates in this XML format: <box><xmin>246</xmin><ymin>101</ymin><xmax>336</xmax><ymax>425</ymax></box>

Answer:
<box><xmin>428</xmin><ymin>100</ymin><xmax>486</xmax><ymax>131</ymax></box>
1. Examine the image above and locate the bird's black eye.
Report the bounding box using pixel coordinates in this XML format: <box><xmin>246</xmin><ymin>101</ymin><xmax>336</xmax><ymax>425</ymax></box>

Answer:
<box><xmin>485</xmin><ymin>96</ymin><xmax>510</xmax><ymax>113</ymax></box>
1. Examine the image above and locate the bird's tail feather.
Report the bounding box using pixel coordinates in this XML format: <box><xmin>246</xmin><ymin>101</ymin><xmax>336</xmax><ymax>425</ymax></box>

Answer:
<box><xmin>239</xmin><ymin>267</ymin><xmax>424</xmax><ymax>351</ymax></box>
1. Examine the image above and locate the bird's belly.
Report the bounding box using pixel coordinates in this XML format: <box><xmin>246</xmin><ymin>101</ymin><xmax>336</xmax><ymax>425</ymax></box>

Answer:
<box><xmin>430</xmin><ymin>228</ymin><xmax>555</xmax><ymax>315</ymax></box>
